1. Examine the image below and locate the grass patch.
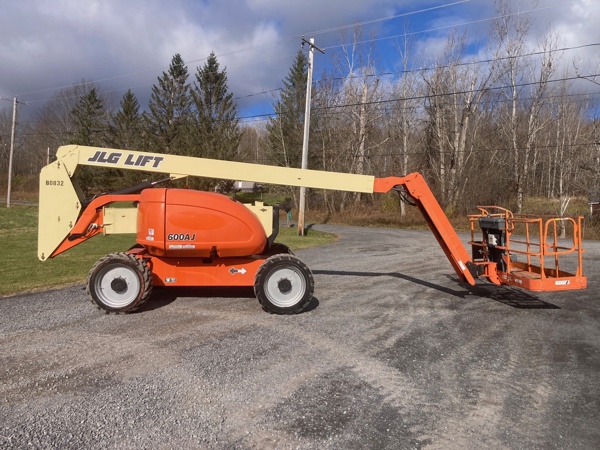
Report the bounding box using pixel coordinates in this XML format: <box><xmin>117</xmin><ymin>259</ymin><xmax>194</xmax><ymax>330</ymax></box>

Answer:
<box><xmin>0</xmin><ymin>205</ymin><xmax>336</xmax><ymax>297</ymax></box>
<box><xmin>277</xmin><ymin>224</ymin><xmax>338</xmax><ymax>250</ymax></box>
<box><xmin>0</xmin><ymin>219</ymin><xmax>138</xmax><ymax>297</ymax></box>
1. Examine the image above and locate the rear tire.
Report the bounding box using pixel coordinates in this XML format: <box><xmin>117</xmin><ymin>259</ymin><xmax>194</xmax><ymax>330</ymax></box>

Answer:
<box><xmin>87</xmin><ymin>252</ymin><xmax>152</xmax><ymax>313</ymax></box>
<box><xmin>254</xmin><ymin>254</ymin><xmax>314</xmax><ymax>314</ymax></box>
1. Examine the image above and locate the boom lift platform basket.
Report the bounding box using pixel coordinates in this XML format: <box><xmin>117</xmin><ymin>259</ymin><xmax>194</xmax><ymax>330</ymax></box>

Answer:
<box><xmin>468</xmin><ymin>206</ymin><xmax>586</xmax><ymax>291</ymax></box>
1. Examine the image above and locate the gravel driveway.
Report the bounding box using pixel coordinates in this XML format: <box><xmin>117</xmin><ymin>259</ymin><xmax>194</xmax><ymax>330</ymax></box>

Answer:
<box><xmin>1</xmin><ymin>225</ymin><xmax>599</xmax><ymax>449</ymax></box>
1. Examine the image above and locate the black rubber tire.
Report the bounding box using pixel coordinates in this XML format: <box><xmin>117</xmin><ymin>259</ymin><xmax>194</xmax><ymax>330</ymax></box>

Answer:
<box><xmin>267</xmin><ymin>242</ymin><xmax>295</xmax><ymax>256</ymax></box>
<box><xmin>254</xmin><ymin>254</ymin><xmax>314</xmax><ymax>314</ymax></box>
<box><xmin>86</xmin><ymin>252</ymin><xmax>152</xmax><ymax>313</ymax></box>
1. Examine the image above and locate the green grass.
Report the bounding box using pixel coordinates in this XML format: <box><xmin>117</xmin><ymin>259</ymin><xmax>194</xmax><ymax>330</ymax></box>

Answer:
<box><xmin>0</xmin><ymin>205</ymin><xmax>140</xmax><ymax>296</ymax></box>
<box><xmin>0</xmin><ymin>205</ymin><xmax>336</xmax><ymax>297</ymax></box>
<box><xmin>277</xmin><ymin>224</ymin><xmax>338</xmax><ymax>250</ymax></box>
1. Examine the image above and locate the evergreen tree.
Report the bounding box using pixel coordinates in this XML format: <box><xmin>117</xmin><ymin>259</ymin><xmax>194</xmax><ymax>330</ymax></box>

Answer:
<box><xmin>191</xmin><ymin>51</ymin><xmax>241</xmax><ymax>191</ymax></box>
<box><xmin>263</xmin><ymin>51</ymin><xmax>308</xmax><ymax>168</ymax></box>
<box><xmin>70</xmin><ymin>87</ymin><xmax>106</xmax><ymax>146</ymax></box>
<box><xmin>107</xmin><ymin>90</ymin><xmax>146</xmax><ymax>186</ymax></box>
<box><xmin>191</xmin><ymin>51</ymin><xmax>241</xmax><ymax>161</ymax></box>
<box><xmin>145</xmin><ymin>53</ymin><xmax>192</xmax><ymax>154</ymax></box>
<box><xmin>108</xmin><ymin>89</ymin><xmax>142</xmax><ymax>150</ymax></box>
<box><xmin>69</xmin><ymin>87</ymin><xmax>110</xmax><ymax>194</ymax></box>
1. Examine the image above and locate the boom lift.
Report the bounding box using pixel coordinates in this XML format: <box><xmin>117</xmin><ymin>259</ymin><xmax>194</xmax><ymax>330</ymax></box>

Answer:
<box><xmin>38</xmin><ymin>145</ymin><xmax>587</xmax><ymax>314</ymax></box>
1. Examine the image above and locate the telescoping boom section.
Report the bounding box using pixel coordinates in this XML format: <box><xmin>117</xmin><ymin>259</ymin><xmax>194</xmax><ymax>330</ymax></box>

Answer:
<box><xmin>38</xmin><ymin>145</ymin><xmax>586</xmax><ymax>314</ymax></box>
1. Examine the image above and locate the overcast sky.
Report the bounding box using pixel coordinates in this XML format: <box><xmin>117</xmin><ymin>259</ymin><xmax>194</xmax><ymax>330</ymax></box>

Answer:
<box><xmin>1</xmin><ymin>0</ymin><xmax>599</xmax><ymax>119</ymax></box>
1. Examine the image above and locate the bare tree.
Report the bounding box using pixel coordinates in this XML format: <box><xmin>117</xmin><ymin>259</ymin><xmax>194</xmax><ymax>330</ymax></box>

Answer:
<box><xmin>491</xmin><ymin>1</ymin><xmax>559</xmax><ymax>212</ymax></box>
<box><xmin>548</xmin><ymin>76</ymin><xmax>588</xmax><ymax>235</ymax></box>
<box><xmin>27</xmin><ymin>80</ymin><xmax>113</xmax><ymax>174</ymax></box>
<box><xmin>390</xmin><ymin>31</ymin><xmax>425</xmax><ymax>218</ymax></box>
<box><xmin>573</xmin><ymin>52</ymin><xmax>600</xmax><ymax>208</ymax></box>
<box><xmin>421</xmin><ymin>30</ymin><xmax>495</xmax><ymax>213</ymax></box>
<box><xmin>311</xmin><ymin>73</ymin><xmax>343</xmax><ymax>213</ymax></box>
<box><xmin>238</xmin><ymin>126</ymin><xmax>261</xmax><ymax>163</ymax></box>
<box><xmin>334</xmin><ymin>24</ymin><xmax>387</xmax><ymax>206</ymax></box>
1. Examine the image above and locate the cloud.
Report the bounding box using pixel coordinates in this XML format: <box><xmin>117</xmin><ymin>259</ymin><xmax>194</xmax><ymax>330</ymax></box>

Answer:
<box><xmin>0</xmin><ymin>0</ymin><xmax>598</xmax><ymax>115</ymax></box>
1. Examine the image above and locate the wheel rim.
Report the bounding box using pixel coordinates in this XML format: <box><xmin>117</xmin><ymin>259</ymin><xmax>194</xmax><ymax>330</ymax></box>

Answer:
<box><xmin>93</xmin><ymin>264</ymin><xmax>141</xmax><ymax>308</ymax></box>
<box><xmin>264</xmin><ymin>265</ymin><xmax>307</xmax><ymax>308</ymax></box>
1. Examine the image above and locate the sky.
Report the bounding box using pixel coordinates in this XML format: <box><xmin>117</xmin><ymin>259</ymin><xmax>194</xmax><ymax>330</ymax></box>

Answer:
<box><xmin>1</xmin><ymin>0</ymin><xmax>599</xmax><ymax>121</ymax></box>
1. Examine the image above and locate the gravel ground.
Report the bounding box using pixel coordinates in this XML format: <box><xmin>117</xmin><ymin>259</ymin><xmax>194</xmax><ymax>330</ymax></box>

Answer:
<box><xmin>1</xmin><ymin>224</ymin><xmax>599</xmax><ymax>449</ymax></box>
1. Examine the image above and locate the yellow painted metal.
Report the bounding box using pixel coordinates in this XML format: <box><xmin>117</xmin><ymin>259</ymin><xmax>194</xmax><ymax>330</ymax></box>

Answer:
<box><xmin>243</xmin><ymin>201</ymin><xmax>274</xmax><ymax>237</ymax></box>
<box><xmin>38</xmin><ymin>159</ymin><xmax>83</xmax><ymax>260</ymax></box>
<box><xmin>102</xmin><ymin>207</ymin><xmax>138</xmax><ymax>235</ymax></box>
<box><xmin>55</xmin><ymin>145</ymin><xmax>376</xmax><ymax>193</ymax></box>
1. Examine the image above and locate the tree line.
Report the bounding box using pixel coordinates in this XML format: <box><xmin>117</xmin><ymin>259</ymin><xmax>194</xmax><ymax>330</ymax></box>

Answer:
<box><xmin>1</xmin><ymin>0</ymin><xmax>599</xmax><ymax>216</ymax></box>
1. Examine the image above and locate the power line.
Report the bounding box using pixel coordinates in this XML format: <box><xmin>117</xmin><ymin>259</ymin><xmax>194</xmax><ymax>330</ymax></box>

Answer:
<box><xmin>237</xmin><ymin>71</ymin><xmax>600</xmax><ymax>123</ymax></box>
<box><xmin>303</xmin><ymin>0</ymin><xmax>472</xmax><ymax>37</ymax></box>
<box><xmin>4</xmin><ymin>2</ymin><xmax>597</xmax><ymax>132</ymax></box>
<box><xmin>22</xmin><ymin>53</ymin><xmax>299</xmax><ymax>105</ymax></box>
<box><xmin>8</xmin><ymin>0</ymin><xmax>591</xmax><ymax>109</ymax></box>
<box><xmin>327</xmin><ymin>70</ymin><xmax>599</xmax><ymax>107</ymax></box>
<box><xmin>13</xmin><ymin>1</ymin><xmax>470</xmax><ymax>101</ymax></box>
<box><xmin>22</xmin><ymin>35</ymin><xmax>600</xmax><ymax>121</ymax></box>
<box><xmin>321</xmin><ymin>0</ymin><xmax>590</xmax><ymax>52</ymax></box>
<box><xmin>217</xmin><ymin>40</ymin><xmax>600</xmax><ymax>123</ymax></box>
<box><xmin>319</xmin><ymin>42</ymin><xmax>600</xmax><ymax>85</ymax></box>
<box><xmin>9</xmin><ymin>69</ymin><xmax>598</xmax><ymax>132</ymax></box>
<box><xmin>0</xmin><ymin>1</ymin><xmax>494</xmax><ymax>102</ymax></box>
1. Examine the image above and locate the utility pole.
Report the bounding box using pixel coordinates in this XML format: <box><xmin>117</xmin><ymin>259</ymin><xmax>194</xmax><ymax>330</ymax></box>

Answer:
<box><xmin>298</xmin><ymin>36</ymin><xmax>324</xmax><ymax>236</ymax></box>
<box><xmin>1</xmin><ymin>96</ymin><xmax>22</xmax><ymax>208</ymax></box>
<box><xmin>7</xmin><ymin>97</ymin><xmax>17</xmax><ymax>208</ymax></box>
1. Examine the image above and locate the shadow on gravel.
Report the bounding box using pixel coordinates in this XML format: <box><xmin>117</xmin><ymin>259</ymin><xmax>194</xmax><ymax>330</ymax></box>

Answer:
<box><xmin>313</xmin><ymin>269</ymin><xmax>468</xmax><ymax>298</ymax></box>
<box><xmin>134</xmin><ymin>286</ymin><xmax>255</xmax><ymax>313</ymax></box>
<box><xmin>314</xmin><ymin>270</ymin><xmax>561</xmax><ymax>310</ymax></box>
<box><xmin>303</xmin><ymin>296</ymin><xmax>320</xmax><ymax>312</ymax></box>
<box><xmin>458</xmin><ymin>279</ymin><xmax>561</xmax><ymax>309</ymax></box>
<box><xmin>135</xmin><ymin>286</ymin><xmax>320</xmax><ymax>314</ymax></box>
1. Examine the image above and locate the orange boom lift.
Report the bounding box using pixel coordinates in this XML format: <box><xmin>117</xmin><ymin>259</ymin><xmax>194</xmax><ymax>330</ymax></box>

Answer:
<box><xmin>38</xmin><ymin>145</ymin><xmax>586</xmax><ymax>314</ymax></box>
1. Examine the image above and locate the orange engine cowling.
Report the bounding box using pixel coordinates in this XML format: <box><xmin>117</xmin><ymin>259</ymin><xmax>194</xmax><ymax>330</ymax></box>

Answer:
<box><xmin>136</xmin><ymin>188</ymin><xmax>268</xmax><ymax>258</ymax></box>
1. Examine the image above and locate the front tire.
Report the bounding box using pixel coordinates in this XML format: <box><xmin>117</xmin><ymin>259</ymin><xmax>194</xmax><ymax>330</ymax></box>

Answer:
<box><xmin>254</xmin><ymin>254</ymin><xmax>314</xmax><ymax>314</ymax></box>
<box><xmin>86</xmin><ymin>252</ymin><xmax>152</xmax><ymax>313</ymax></box>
